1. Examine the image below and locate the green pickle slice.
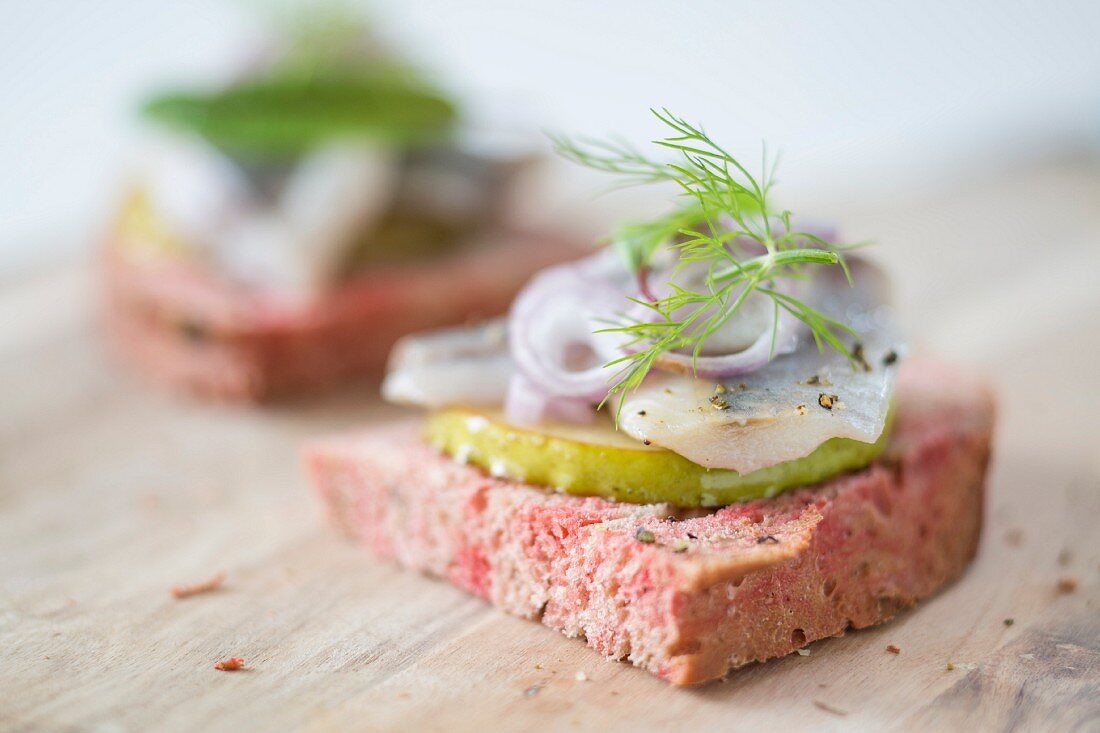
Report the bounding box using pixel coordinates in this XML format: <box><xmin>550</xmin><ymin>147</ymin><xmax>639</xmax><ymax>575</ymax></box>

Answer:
<box><xmin>426</xmin><ymin>408</ymin><xmax>893</xmax><ymax>508</ymax></box>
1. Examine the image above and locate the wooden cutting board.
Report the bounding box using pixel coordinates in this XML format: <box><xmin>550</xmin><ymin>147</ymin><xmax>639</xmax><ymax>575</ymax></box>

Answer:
<box><xmin>1</xmin><ymin>161</ymin><xmax>1097</xmax><ymax>732</ymax></box>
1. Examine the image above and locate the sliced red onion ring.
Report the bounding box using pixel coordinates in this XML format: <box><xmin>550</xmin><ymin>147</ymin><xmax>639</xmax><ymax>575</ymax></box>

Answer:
<box><xmin>650</xmin><ymin>305</ymin><xmax>801</xmax><ymax>377</ymax></box>
<box><xmin>622</xmin><ymin>258</ymin><xmax>806</xmax><ymax>378</ymax></box>
<box><xmin>507</xmin><ymin>251</ymin><xmax>631</xmax><ymax>400</ymax></box>
<box><xmin>504</xmin><ymin>226</ymin><xmax>841</xmax><ymax>415</ymax></box>
<box><xmin>504</xmin><ymin>373</ymin><xmax>596</xmax><ymax>425</ymax></box>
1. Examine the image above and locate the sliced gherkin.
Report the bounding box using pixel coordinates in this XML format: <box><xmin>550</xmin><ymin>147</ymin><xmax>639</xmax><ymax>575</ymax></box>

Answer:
<box><xmin>425</xmin><ymin>407</ymin><xmax>892</xmax><ymax>508</ymax></box>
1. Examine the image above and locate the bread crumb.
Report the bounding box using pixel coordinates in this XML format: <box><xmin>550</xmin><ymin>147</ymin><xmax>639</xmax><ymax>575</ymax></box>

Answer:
<box><xmin>575</xmin><ymin>671</ymin><xmax>588</xmax><ymax>682</ymax></box>
<box><xmin>171</xmin><ymin>572</ymin><xmax>225</xmax><ymax>599</ymax></box>
<box><xmin>945</xmin><ymin>661</ymin><xmax>956</xmax><ymax>671</ymax></box>
<box><xmin>796</xmin><ymin>648</ymin><xmax>811</xmax><ymax>656</ymax></box>
<box><xmin>524</xmin><ymin>685</ymin><xmax>541</xmax><ymax>697</ymax></box>
<box><xmin>214</xmin><ymin>657</ymin><xmax>244</xmax><ymax>671</ymax></box>
<box><xmin>1003</xmin><ymin>618</ymin><xmax>1014</xmax><ymax>627</ymax></box>
<box><xmin>812</xmin><ymin>700</ymin><xmax>847</xmax><ymax>716</ymax></box>
<box><xmin>886</xmin><ymin>644</ymin><xmax>900</xmax><ymax>654</ymax></box>
<box><xmin>1057</xmin><ymin>577</ymin><xmax>1078</xmax><ymax>594</ymax></box>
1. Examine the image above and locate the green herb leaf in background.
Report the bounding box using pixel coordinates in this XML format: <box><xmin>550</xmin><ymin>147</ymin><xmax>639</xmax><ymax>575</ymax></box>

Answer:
<box><xmin>142</xmin><ymin>5</ymin><xmax>457</xmax><ymax>156</ymax></box>
<box><xmin>143</xmin><ymin>69</ymin><xmax>456</xmax><ymax>155</ymax></box>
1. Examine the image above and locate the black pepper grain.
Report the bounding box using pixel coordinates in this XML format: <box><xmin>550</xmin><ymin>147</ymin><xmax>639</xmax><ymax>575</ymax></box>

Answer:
<box><xmin>178</xmin><ymin>320</ymin><xmax>208</xmax><ymax>344</ymax></box>
<box><xmin>853</xmin><ymin>342</ymin><xmax>871</xmax><ymax>372</ymax></box>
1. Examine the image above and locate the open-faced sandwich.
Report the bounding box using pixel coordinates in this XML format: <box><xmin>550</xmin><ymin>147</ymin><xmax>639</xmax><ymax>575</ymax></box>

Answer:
<box><xmin>103</xmin><ymin>16</ymin><xmax>579</xmax><ymax>400</ymax></box>
<box><xmin>305</xmin><ymin>110</ymin><xmax>995</xmax><ymax>685</ymax></box>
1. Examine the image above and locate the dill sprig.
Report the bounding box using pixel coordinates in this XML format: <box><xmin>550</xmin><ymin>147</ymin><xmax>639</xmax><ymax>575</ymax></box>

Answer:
<box><xmin>551</xmin><ymin>108</ymin><xmax>860</xmax><ymax>405</ymax></box>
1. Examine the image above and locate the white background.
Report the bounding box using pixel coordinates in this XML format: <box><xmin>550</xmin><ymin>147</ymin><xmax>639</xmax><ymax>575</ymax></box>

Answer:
<box><xmin>2</xmin><ymin>0</ymin><xmax>1099</xmax><ymax>275</ymax></box>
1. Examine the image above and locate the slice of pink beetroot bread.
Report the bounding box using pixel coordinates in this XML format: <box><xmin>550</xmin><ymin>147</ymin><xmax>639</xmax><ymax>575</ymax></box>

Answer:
<box><xmin>304</xmin><ymin>361</ymin><xmax>994</xmax><ymax>685</ymax></box>
<box><xmin>102</xmin><ymin>229</ymin><xmax>582</xmax><ymax>401</ymax></box>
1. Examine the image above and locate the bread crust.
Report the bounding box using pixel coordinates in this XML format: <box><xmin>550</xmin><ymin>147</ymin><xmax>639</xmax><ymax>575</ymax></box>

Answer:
<box><xmin>305</xmin><ymin>361</ymin><xmax>994</xmax><ymax>684</ymax></box>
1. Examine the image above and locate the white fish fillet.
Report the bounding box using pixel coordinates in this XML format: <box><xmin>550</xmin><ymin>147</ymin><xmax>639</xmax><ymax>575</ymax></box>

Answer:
<box><xmin>617</xmin><ymin>261</ymin><xmax>901</xmax><ymax>473</ymax></box>
<box><xmin>383</xmin><ymin>320</ymin><xmax>513</xmax><ymax>408</ymax></box>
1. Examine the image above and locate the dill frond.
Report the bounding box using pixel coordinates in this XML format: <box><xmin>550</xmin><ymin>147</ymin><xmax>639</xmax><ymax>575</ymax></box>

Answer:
<box><xmin>553</xmin><ymin>108</ymin><xmax>861</xmax><ymax>408</ymax></box>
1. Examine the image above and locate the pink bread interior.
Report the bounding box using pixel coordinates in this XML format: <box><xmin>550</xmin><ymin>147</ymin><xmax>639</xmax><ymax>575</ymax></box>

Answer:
<box><xmin>304</xmin><ymin>361</ymin><xmax>994</xmax><ymax>684</ymax></box>
<box><xmin>102</xmin><ymin>230</ymin><xmax>583</xmax><ymax>400</ymax></box>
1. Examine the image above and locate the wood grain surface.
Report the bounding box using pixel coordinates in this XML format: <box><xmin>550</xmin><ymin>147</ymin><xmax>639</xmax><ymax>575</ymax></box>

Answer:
<box><xmin>1</xmin><ymin>161</ymin><xmax>1098</xmax><ymax>732</ymax></box>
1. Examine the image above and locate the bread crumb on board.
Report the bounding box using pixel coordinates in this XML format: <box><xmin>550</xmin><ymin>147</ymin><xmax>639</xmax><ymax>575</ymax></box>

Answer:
<box><xmin>812</xmin><ymin>699</ymin><xmax>848</xmax><ymax>716</ymax></box>
<box><xmin>886</xmin><ymin>644</ymin><xmax>901</xmax><ymax>654</ymax></box>
<box><xmin>213</xmin><ymin>657</ymin><xmax>245</xmax><ymax>671</ymax></box>
<box><xmin>171</xmin><ymin>572</ymin><xmax>226</xmax><ymax>599</ymax></box>
<box><xmin>1056</xmin><ymin>577</ymin><xmax>1078</xmax><ymax>594</ymax></box>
